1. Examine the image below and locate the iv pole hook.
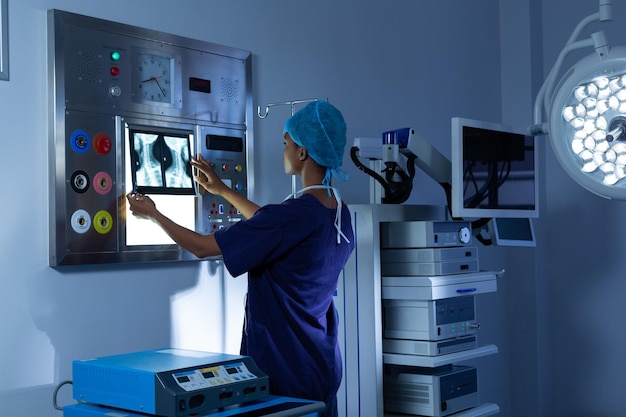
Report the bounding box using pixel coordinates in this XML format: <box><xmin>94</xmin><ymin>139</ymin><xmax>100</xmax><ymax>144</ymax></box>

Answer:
<box><xmin>257</xmin><ymin>105</ymin><xmax>270</xmax><ymax>119</ymax></box>
<box><xmin>256</xmin><ymin>98</ymin><xmax>321</xmax><ymax>194</ymax></box>
<box><xmin>257</xmin><ymin>98</ymin><xmax>319</xmax><ymax>119</ymax></box>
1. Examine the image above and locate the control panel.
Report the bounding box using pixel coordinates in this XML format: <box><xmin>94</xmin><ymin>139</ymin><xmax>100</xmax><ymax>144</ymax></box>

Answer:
<box><xmin>48</xmin><ymin>9</ymin><xmax>252</xmax><ymax>265</ymax></box>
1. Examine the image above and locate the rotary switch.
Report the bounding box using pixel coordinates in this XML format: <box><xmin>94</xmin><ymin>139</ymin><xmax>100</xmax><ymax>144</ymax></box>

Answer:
<box><xmin>458</xmin><ymin>226</ymin><xmax>471</xmax><ymax>244</ymax></box>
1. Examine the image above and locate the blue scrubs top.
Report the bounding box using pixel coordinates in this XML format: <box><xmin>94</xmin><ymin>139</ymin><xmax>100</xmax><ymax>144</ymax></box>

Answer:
<box><xmin>214</xmin><ymin>193</ymin><xmax>354</xmax><ymax>405</ymax></box>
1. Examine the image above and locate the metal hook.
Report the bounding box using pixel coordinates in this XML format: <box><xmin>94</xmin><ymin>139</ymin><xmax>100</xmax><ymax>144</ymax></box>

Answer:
<box><xmin>255</xmin><ymin>98</ymin><xmax>322</xmax><ymax>195</ymax></box>
<box><xmin>257</xmin><ymin>98</ymin><xmax>320</xmax><ymax>119</ymax></box>
<box><xmin>257</xmin><ymin>105</ymin><xmax>270</xmax><ymax>119</ymax></box>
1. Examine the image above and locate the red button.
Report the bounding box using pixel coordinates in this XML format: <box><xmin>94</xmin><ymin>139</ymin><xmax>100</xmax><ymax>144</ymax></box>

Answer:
<box><xmin>94</xmin><ymin>133</ymin><xmax>112</xmax><ymax>155</ymax></box>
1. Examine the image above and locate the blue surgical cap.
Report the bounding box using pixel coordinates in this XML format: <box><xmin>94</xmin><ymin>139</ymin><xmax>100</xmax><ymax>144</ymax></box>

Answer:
<box><xmin>284</xmin><ymin>101</ymin><xmax>347</xmax><ymax>171</ymax></box>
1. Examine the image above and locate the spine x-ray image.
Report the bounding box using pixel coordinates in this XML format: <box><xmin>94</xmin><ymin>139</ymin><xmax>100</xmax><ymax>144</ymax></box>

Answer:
<box><xmin>131</xmin><ymin>130</ymin><xmax>195</xmax><ymax>195</ymax></box>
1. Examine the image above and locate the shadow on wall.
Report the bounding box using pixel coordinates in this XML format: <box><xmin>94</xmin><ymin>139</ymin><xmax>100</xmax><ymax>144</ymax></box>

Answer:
<box><xmin>170</xmin><ymin>259</ymin><xmax>248</xmax><ymax>355</ymax></box>
<box><xmin>545</xmin><ymin>173</ymin><xmax>626</xmax><ymax>416</ymax></box>
<box><xmin>26</xmin><ymin>261</ymin><xmax>199</xmax><ymax>399</ymax></box>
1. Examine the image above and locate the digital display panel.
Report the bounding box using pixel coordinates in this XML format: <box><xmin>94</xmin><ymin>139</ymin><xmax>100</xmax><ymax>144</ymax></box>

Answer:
<box><xmin>189</xmin><ymin>77</ymin><xmax>211</xmax><ymax>93</ymax></box>
<box><xmin>129</xmin><ymin>128</ymin><xmax>195</xmax><ymax>195</ymax></box>
<box><xmin>489</xmin><ymin>217</ymin><xmax>536</xmax><ymax>247</ymax></box>
<box><xmin>206</xmin><ymin>134</ymin><xmax>243</xmax><ymax>152</ymax></box>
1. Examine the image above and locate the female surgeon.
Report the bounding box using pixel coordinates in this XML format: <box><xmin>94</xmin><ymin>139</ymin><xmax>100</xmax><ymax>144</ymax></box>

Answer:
<box><xmin>126</xmin><ymin>100</ymin><xmax>355</xmax><ymax>417</ymax></box>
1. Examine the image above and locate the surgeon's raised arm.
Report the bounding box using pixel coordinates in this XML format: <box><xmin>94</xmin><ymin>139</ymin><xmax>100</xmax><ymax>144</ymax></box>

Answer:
<box><xmin>191</xmin><ymin>154</ymin><xmax>260</xmax><ymax>219</ymax></box>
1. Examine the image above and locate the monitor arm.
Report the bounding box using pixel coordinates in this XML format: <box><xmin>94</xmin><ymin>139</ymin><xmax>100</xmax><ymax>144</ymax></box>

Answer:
<box><xmin>351</xmin><ymin>128</ymin><xmax>452</xmax><ymax>205</ymax></box>
<box><xmin>389</xmin><ymin>128</ymin><xmax>452</xmax><ymax>186</ymax></box>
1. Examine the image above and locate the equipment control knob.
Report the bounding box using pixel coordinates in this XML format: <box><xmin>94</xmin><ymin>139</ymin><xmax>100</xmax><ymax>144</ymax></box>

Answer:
<box><xmin>458</xmin><ymin>226</ymin><xmax>471</xmax><ymax>244</ymax></box>
<box><xmin>110</xmin><ymin>85</ymin><xmax>122</xmax><ymax>97</ymax></box>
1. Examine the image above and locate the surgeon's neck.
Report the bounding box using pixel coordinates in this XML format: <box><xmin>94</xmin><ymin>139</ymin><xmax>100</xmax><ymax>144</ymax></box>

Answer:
<box><xmin>299</xmin><ymin>162</ymin><xmax>337</xmax><ymax>209</ymax></box>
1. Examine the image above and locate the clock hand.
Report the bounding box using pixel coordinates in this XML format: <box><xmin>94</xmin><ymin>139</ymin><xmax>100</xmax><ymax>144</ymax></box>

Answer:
<box><xmin>140</xmin><ymin>76</ymin><xmax>167</xmax><ymax>97</ymax></box>
<box><xmin>141</xmin><ymin>75</ymin><xmax>163</xmax><ymax>83</ymax></box>
<box><xmin>153</xmin><ymin>77</ymin><xmax>167</xmax><ymax>97</ymax></box>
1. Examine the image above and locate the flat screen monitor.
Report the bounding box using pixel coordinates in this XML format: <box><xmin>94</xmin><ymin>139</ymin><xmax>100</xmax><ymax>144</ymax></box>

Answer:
<box><xmin>129</xmin><ymin>128</ymin><xmax>196</xmax><ymax>195</ymax></box>
<box><xmin>451</xmin><ymin>117</ymin><xmax>539</xmax><ymax>219</ymax></box>
<box><xmin>489</xmin><ymin>217</ymin><xmax>536</xmax><ymax>247</ymax></box>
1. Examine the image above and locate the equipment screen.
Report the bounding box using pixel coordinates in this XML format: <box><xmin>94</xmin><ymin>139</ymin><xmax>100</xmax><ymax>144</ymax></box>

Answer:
<box><xmin>451</xmin><ymin>117</ymin><xmax>539</xmax><ymax>219</ymax></box>
<box><xmin>129</xmin><ymin>128</ymin><xmax>195</xmax><ymax>195</ymax></box>
<box><xmin>490</xmin><ymin>217</ymin><xmax>536</xmax><ymax>247</ymax></box>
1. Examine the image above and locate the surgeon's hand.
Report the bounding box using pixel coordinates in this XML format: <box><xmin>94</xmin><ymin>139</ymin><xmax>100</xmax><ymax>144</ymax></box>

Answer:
<box><xmin>126</xmin><ymin>192</ymin><xmax>158</xmax><ymax>220</ymax></box>
<box><xmin>191</xmin><ymin>154</ymin><xmax>230</xmax><ymax>196</ymax></box>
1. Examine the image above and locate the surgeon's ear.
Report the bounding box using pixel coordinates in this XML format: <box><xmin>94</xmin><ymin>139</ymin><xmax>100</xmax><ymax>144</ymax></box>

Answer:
<box><xmin>298</xmin><ymin>147</ymin><xmax>307</xmax><ymax>161</ymax></box>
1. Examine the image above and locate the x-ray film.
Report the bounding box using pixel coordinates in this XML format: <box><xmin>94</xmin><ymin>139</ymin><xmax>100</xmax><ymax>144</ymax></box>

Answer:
<box><xmin>130</xmin><ymin>129</ymin><xmax>196</xmax><ymax>195</ymax></box>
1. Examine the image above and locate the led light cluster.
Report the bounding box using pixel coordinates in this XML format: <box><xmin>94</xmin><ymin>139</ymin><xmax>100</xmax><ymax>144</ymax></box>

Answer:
<box><xmin>562</xmin><ymin>73</ymin><xmax>626</xmax><ymax>185</ymax></box>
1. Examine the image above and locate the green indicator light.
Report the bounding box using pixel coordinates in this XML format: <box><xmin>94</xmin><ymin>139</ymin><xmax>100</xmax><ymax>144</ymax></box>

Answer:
<box><xmin>110</xmin><ymin>51</ymin><xmax>121</xmax><ymax>61</ymax></box>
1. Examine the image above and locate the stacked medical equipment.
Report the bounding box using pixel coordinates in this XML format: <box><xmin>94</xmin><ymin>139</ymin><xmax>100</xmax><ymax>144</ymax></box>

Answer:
<box><xmin>63</xmin><ymin>348</ymin><xmax>324</xmax><ymax>417</ymax></box>
<box><xmin>380</xmin><ymin>220</ymin><xmax>498</xmax><ymax>417</ymax></box>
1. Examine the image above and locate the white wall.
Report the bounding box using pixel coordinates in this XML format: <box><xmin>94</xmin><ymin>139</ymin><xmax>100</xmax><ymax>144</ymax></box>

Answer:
<box><xmin>498</xmin><ymin>1</ymin><xmax>626</xmax><ymax>416</ymax></box>
<box><xmin>538</xmin><ymin>1</ymin><xmax>626</xmax><ymax>416</ymax></box>
<box><xmin>497</xmin><ymin>1</ymin><xmax>548</xmax><ymax>416</ymax></box>
<box><xmin>0</xmin><ymin>1</ymin><xmax>531</xmax><ymax>416</ymax></box>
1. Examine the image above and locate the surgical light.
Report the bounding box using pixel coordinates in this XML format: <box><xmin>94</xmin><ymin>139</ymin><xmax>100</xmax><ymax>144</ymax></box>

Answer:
<box><xmin>531</xmin><ymin>0</ymin><xmax>626</xmax><ymax>199</ymax></box>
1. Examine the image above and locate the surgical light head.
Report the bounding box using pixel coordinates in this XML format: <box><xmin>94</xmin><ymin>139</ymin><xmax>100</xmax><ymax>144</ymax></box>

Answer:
<box><xmin>555</xmin><ymin>68</ymin><xmax>626</xmax><ymax>188</ymax></box>
<box><xmin>532</xmin><ymin>1</ymin><xmax>626</xmax><ymax>199</ymax></box>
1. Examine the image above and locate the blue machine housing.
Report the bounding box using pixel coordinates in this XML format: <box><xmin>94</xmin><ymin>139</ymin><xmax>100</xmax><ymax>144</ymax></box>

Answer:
<box><xmin>72</xmin><ymin>348</ymin><xmax>269</xmax><ymax>417</ymax></box>
<box><xmin>382</xmin><ymin>127</ymin><xmax>412</xmax><ymax>148</ymax></box>
<box><xmin>64</xmin><ymin>397</ymin><xmax>325</xmax><ymax>417</ymax></box>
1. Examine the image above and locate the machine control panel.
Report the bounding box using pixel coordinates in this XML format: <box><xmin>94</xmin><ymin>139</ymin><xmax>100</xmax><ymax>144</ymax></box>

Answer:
<box><xmin>383</xmin><ymin>296</ymin><xmax>479</xmax><ymax>341</ymax></box>
<box><xmin>201</xmin><ymin>130</ymin><xmax>248</xmax><ymax>233</ymax></box>
<box><xmin>173</xmin><ymin>361</ymin><xmax>259</xmax><ymax>391</ymax></box>
<box><xmin>381</xmin><ymin>220</ymin><xmax>473</xmax><ymax>249</ymax></box>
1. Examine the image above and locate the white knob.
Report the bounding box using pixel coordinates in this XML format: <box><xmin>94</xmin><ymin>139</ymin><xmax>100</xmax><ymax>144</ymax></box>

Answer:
<box><xmin>458</xmin><ymin>226</ymin><xmax>471</xmax><ymax>244</ymax></box>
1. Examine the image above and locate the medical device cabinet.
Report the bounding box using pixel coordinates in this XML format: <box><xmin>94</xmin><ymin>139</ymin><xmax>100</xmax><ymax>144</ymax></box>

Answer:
<box><xmin>338</xmin><ymin>204</ymin><xmax>500</xmax><ymax>417</ymax></box>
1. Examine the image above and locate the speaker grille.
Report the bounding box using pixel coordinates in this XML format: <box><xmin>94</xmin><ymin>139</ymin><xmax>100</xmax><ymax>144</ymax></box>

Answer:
<box><xmin>220</xmin><ymin>76</ymin><xmax>239</xmax><ymax>104</ymax></box>
<box><xmin>77</xmin><ymin>51</ymin><xmax>103</xmax><ymax>83</ymax></box>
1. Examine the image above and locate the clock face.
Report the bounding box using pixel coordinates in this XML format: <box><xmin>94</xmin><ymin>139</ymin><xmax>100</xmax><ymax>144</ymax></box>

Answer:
<box><xmin>136</xmin><ymin>53</ymin><xmax>173</xmax><ymax>104</ymax></box>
